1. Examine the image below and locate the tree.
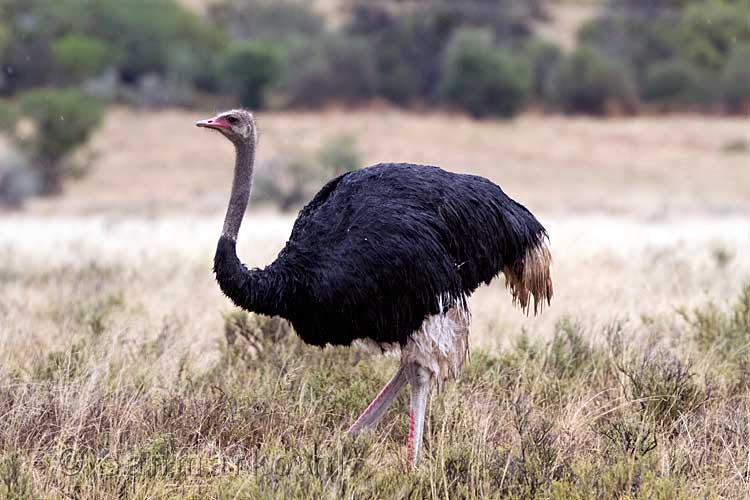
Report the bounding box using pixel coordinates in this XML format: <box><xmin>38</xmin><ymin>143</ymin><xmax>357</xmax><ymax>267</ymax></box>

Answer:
<box><xmin>549</xmin><ymin>46</ymin><xmax>637</xmax><ymax>114</ymax></box>
<box><xmin>2</xmin><ymin>89</ymin><xmax>105</xmax><ymax>194</ymax></box>
<box><xmin>221</xmin><ymin>42</ymin><xmax>283</xmax><ymax>109</ymax></box>
<box><xmin>438</xmin><ymin>29</ymin><xmax>531</xmax><ymax>118</ymax></box>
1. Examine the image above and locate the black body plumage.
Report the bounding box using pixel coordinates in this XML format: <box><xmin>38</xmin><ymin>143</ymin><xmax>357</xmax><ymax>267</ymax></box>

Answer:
<box><xmin>214</xmin><ymin>163</ymin><xmax>549</xmax><ymax>347</ymax></box>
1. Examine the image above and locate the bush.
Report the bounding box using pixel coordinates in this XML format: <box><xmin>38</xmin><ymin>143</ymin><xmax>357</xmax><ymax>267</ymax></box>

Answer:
<box><xmin>682</xmin><ymin>284</ymin><xmax>750</xmax><ymax>366</ymax></box>
<box><xmin>615</xmin><ymin>348</ymin><xmax>708</xmax><ymax>429</ymax></box>
<box><xmin>576</xmin><ymin>1</ymin><xmax>750</xmax><ymax>109</ymax></box>
<box><xmin>367</xmin><ymin>14</ymin><xmax>449</xmax><ymax>105</ymax></box>
<box><xmin>345</xmin><ymin>2</ymin><xmax>541</xmax><ymax>106</ymax></box>
<box><xmin>577</xmin><ymin>14</ymin><xmax>681</xmax><ymax>82</ymax></box>
<box><xmin>14</xmin><ymin>89</ymin><xmax>104</xmax><ymax>194</ymax></box>
<box><xmin>679</xmin><ymin>0</ymin><xmax>750</xmax><ymax>71</ymax></box>
<box><xmin>254</xmin><ymin>135</ymin><xmax>362</xmax><ymax>211</ymax></box>
<box><xmin>522</xmin><ymin>39</ymin><xmax>562</xmax><ymax>99</ymax></box>
<box><xmin>51</xmin><ymin>34</ymin><xmax>112</xmax><ymax>83</ymax></box>
<box><xmin>721</xmin><ymin>43</ymin><xmax>750</xmax><ymax>112</ymax></box>
<box><xmin>347</xmin><ymin>1</ymin><xmax>545</xmax><ymax>41</ymax></box>
<box><xmin>0</xmin><ymin>0</ymin><xmax>221</xmax><ymax>94</ymax></box>
<box><xmin>88</xmin><ymin>0</ymin><xmax>221</xmax><ymax>85</ymax></box>
<box><xmin>221</xmin><ymin>42</ymin><xmax>283</xmax><ymax>109</ymax></box>
<box><xmin>318</xmin><ymin>134</ymin><xmax>362</xmax><ymax>177</ymax></box>
<box><xmin>438</xmin><ymin>29</ymin><xmax>531</xmax><ymax>118</ymax></box>
<box><xmin>641</xmin><ymin>59</ymin><xmax>707</xmax><ymax>105</ymax></box>
<box><xmin>282</xmin><ymin>35</ymin><xmax>377</xmax><ymax>107</ymax></box>
<box><xmin>548</xmin><ymin>46</ymin><xmax>637</xmax><ymax>115</ymax></box>
<box><xmin>0</xmin><ymin>100</ymin><xmax>17</xmax><ymax>131</ymax></box>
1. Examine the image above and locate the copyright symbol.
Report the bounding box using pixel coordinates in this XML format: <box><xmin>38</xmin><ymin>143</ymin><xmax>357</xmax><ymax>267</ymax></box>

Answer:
<box><xmin>59</xmin><ymin>448</ymin><xmax>83</xmax><ymax>476</ymax></box>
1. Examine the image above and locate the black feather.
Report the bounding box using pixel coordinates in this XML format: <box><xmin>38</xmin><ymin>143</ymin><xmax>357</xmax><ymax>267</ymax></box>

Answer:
<box><xmin>214</xmin><ymin>163</ymin><xmax>549</xmax><ymax>347</ymax></box>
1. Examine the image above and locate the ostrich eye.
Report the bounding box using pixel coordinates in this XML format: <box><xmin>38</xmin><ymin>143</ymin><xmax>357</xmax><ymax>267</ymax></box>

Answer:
<box><xmin>226</xmin><ymin>116</ymin><xmax>239</xmax><ymax>124</ymax></box>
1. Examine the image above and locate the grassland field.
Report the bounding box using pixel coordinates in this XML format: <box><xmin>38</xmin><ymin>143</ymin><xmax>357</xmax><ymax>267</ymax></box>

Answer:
<box><xmin>1</xmin><ymin>108</ymin><xmax>749</xmax><ymax>498</ymax></box>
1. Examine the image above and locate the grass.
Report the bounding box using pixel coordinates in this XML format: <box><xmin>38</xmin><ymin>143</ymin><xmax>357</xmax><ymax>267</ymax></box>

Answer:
<box><xmin>0</xmin><ymin>210</ymin><xmax>749</xmax><ymax>498</ymax></box>
<box><xmin>2</xmin><ymin>287</ymin><xmax>750</xmax><ymax>498</ymax></box>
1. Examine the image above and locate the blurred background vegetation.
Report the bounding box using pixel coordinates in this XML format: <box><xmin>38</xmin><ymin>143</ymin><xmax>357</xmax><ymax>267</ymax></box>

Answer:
<box><xmin>0</xmin><ymin>0</ymin><xmax>748</xmax><ymax>204</ymax></box>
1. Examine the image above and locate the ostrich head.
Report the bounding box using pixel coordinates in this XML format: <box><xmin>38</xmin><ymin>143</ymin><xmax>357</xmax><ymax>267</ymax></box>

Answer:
<box><xmin>196</xmin><ymin>109</ymin><xmax>256</xmax><ymax>145</ymax></box>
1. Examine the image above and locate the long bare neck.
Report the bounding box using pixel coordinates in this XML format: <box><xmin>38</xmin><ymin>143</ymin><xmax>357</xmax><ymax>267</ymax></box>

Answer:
<box><xmin>213</xmin><ymin>128</ymin><xmax>286</xmax><ymax>317</ymax></box>
<box><xmin>222</xmin><ymin>134</ymin><xmax>256</xmax><ymax>241</ymax></box>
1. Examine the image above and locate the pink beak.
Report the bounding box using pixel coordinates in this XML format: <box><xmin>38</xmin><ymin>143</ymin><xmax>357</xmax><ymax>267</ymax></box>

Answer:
<box><xmin>196</xmin><ymin>116</ymin><xmax>230</xmax><ymax>131</ymax></box>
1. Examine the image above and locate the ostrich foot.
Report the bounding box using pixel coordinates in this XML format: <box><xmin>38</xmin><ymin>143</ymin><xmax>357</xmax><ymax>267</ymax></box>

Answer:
<box><xmin>347</xmin><ymin>366</ymin><xmax>406</xmax><ymax>435</ymax></box>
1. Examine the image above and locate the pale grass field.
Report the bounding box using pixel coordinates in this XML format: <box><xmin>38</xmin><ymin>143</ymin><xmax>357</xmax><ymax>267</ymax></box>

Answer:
<box><xmin>2</xmin><ymin>108</ymin><xmax>750</xmax><ymax>498</ymax></box>
<box><xmin>2</xmin><ymin>212</ymin><xmax>748</xmax><ymax>368</ymax></box>
<box><xmin>31</xmin><ymin>107</ymin><xmax>750</xmax><ymax>217</ymax></box>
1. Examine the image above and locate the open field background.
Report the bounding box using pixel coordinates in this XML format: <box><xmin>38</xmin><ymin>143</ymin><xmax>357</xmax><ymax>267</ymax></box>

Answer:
<box><xmin>28</xmin><ymin>107</ymin><xmax>750</xmax><ymax>216</ymax></box>
<box><xmin>2</xmin><ymin>109</ymin><xmax>750</xmax><ymax>497</ymax></box>
<box><xmin>12</xmin><ymin>107</ymin><xmax>750</xmax><ymax>350</ymax></box>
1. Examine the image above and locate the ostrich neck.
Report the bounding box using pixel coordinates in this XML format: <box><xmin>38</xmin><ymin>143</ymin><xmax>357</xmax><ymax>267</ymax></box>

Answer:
<box><xmin>222</xmin><ymin>138</ymin><xmax>256</xmax><ymax>241</ymax></box>
<box><xmin>214</xmin><ymin>131</ymin><xmax>285</xmax><ymax>318</ymax></box>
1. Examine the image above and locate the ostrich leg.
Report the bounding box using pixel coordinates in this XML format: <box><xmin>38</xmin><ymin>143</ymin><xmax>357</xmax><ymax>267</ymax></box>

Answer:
<box><xmin>405</xmin><ymin>363</ymin><xmax>431</xmax><ymax>466</ymax></box>
<box><xmin>347</xmin><ymin>366</ymin><xmax>407</xmax><ymax>435</ymax></box>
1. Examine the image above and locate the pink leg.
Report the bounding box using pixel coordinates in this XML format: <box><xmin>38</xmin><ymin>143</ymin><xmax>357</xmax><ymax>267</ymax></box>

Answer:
<box><xmin>405</xmin><ymin>363</ymin><xmax>431</xmax><ymax>466</ymax></box>
<box><xmin>407</xmin><ymin>409</ymin><xmax>415</xmax><ymax>462</ymax></box>
<box><xmin>347</xmin><ymin>366</ymin><xmax>407</xmax><ymax>435</ymax></box>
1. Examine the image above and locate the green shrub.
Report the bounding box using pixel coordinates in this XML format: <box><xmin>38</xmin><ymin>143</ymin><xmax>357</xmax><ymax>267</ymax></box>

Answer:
<box><xmin>51</xmin><ymin>34</ymin><xmax>112</xmax><ymax>83</ymax></box>
<box><xmin>346</xmin><ymin>2</ymin><xmax>541</xmax><ymax>107</ymax></box>
<box><xmin>576</xmin><ymin>1</ymin><xmax>750</xmax><ymax>108</ymax></box>
<box><xmin>682</xmin><ymin>284</ymin><xmax>750</xmax><ymax>365</ymax></box>
<box><xmin>368</xmin><ymin>15</ymin><xmax>448</xmax><ymax>105</ymax></box>
<box><xmin>75</xmin><ymin>292</ymin><xmax>124</xmax><ymax>337</ymax></box>
<box><xmin>679</xmin><ymin>0</ymin><xmax>750</xmax><ymax>71</ymax></box>
<box><xmin>0</xmin><ymin>0</ymin><xmax>84</xmax><ymax>92</ymax></box>
<box><xmin>0</xmin><ymin>452</ymin><xmax>35</xmax><ymax>500</ymax></box>
<box><xmin>88</xmin><ymin>0</ymin><xmax>221</xmax><ymax>85</ymax></box>
<box><xmin>210</xmin><ymin>0</ymin><xmax>326</xmax><ymax>98</ymax></box>
<box><xmin>545</xmin><ymin>319</ymin><xmax>597</xmax><ymax>381</ymax></box>
<box><xmin>0</xmin><ymin>100</ymin><xmax>17</xmax><ymax>131</ymax></box>
<box><xmin>30</xmin><ymin>341</ymin><xmax>88</xmax><ymax>382</ymax></box>
<box><xmin>283</xmin><ymin>35</ymin><xmax>377</xmax><ymax>107</ymax></box>
<box><xmin>0</xmin><ymin>0</ymin><xmax>220</xmax><ymax>93</ymax></box>
<box><xmin>548</xmin><ymin>46</ymin><xmax>637</xmax><ymax>114</ymax></box>
<box><xmin>641</xmin><ymin>59</ymin><xmax>707</xmax><ymax>105</ymax></box>
<box><xmin>318</xmin><ymin>134</ymin><xmax>362</xmax><ymax>177</ymax></box>
<box><xmin>721</xmin><ymin>43</ymin><xmax>750</xmax><ymax>112</ymax></box>
<box><xmin>347</xmin><ymin>1</ymin><xmax>544</xmax><ymax>41</ymax></box>
<box><xmin>438</xmin><ymin>29</ymin><xmax>531</xmax><ymax>118</ymax></box>
<box><xmin>522</xmin><ymin>39</ymin><xmax>562</xmax><ymax>99</ymax></box>
<box><xmin>0</xmin><ymin>24</ymin><xmax>8</xmax><ymax>61</ymax></box>
<box><xmin>615</xmin><ymin>348</ymin><xmax>708</xmax><ymax>429</ymax></box>
<box><xmin>254</xmin><ymin>155</ymin><xmax>323</xmax><ymax>211</ymax></box>
<box><xmin>15</xmin><ymin>89</ymin><xmax>104</xmax><ymax>194</ymax></box>
<box><xmin>221</xmin><ymin>42</ymin><xmax>282</xmax><ymax>109</ymax></box>
<box><xmin>254</xmin><ymin>135</ymin><xmax>362</xmax><ymax>211</ymax></box>
<box><xmin>577</xmin><ymin>14</ymin><xmax>681</xmax><ymax>82</ymax></box>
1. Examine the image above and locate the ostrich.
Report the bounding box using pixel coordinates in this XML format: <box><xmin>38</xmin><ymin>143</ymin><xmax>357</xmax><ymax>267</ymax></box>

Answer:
<box><xmin>197</xmin><ymin>109</ymin><xmax>553</xmax><ymax>465</ymax></box>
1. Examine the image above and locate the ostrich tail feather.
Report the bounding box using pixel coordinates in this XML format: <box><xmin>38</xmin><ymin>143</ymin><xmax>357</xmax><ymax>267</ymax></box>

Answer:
<box><xmin>504</xmin><ymin>240</ymin><xmax>553</xmax><ymax>315</ymax></box>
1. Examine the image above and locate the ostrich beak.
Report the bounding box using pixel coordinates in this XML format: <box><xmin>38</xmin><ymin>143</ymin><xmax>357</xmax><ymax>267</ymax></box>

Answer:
<box><xmin>196</xmin><ymin>116</ymin><xmax>230</xmax><ymax>131</ymax></box>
